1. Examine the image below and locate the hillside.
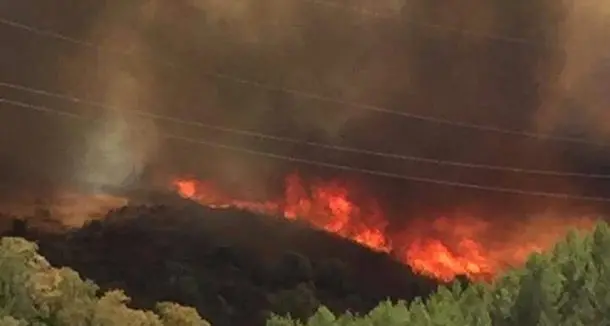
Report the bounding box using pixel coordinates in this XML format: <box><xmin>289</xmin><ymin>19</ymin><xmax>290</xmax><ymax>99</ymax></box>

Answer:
<box><xmin>4</xmin><ymin>196</ymin><xmax>440</xmax><ymax>326</ymax></box>
<box><xmin>2</xmin><ymin>219</ymin><xmax>610</xmax><ymax>325</ymax></box>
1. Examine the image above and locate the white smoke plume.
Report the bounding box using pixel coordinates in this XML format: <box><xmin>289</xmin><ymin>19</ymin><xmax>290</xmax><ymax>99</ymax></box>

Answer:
<box><xmin>66</xmin><ymin>2</ymin><xmax>161</xmax><ymax>193</ymax></box>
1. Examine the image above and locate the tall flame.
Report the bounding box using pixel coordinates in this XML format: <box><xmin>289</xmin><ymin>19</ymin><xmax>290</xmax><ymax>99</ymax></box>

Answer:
<box><xmin>172</xmin><ymin>173</ymin><xmax>595</xmax><ymax>282</ymax></box>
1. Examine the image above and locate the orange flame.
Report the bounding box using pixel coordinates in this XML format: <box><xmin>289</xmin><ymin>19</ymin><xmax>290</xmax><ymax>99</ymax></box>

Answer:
<box><xmin>172</xmin><ymin>173</ymin><xmax>595</xmax><ymax>282</ymax></box>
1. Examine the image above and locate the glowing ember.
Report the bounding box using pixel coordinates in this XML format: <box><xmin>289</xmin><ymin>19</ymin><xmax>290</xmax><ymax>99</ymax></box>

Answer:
<box><xmin>172</xmin><ymin>173</ymin><xmax>595</xmax><ymax>282</ymax></box>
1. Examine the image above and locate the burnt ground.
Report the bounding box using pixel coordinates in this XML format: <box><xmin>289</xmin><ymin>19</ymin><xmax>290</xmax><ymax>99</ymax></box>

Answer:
<box><xmin>2</xmin><ymin>193</ymin><xmax>441</xmax><ymax>326</ymax></box>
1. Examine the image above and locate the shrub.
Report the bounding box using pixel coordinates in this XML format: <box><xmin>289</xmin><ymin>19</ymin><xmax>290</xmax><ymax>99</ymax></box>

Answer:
<box><xmin>267</xmin><ymin>283</ymin><xmax>320</xmax><ymax>321</ymax></box>
<box><xmin>274</xmin><ymin>252</ymin><xmax>314</xmax><ymax>288</ymax></box>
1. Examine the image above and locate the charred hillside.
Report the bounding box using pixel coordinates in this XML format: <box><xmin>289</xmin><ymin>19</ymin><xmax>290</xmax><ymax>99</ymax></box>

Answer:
<box><xmin>5</xmin><ymin>199</ymin><xmax>439</xmax><ymax>326</ymax></box>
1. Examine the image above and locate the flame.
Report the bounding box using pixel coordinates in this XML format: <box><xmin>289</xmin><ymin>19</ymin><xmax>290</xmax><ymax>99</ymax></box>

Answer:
<box><xmin>172</xmin><ymin>173</ymin><xmax>595</xmax><ymax>282</ymax></box>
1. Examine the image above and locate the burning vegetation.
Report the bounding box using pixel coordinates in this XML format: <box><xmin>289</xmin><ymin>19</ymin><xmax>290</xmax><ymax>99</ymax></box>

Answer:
<box><xmin>171</xmin><ymin>173</ymin><xmax>596</xmax><ymax>282</ymax></box>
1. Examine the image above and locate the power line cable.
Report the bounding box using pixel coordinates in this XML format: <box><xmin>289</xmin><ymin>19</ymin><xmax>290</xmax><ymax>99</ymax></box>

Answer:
<box><xmin>0</xmin><ymin>16</ymin><xmax>605</xmax><ymax>147</ymax></box>
<box><xmin>2</xmin><ymin>96</ymin><xmax>610</xmax><ymax>202</ymax></box>
<box><xmin>2</xmin><ymin>80</ymin><xmax>610</xmax><ymax>179</ymax></box>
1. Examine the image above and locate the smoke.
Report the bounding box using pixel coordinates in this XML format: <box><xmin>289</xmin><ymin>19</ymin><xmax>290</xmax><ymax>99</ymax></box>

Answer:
<box><xmin>58</xmin><ymin>1</ymin><xmax>161</xmax><ymax>193</ymax></box>
<box><xmin>0</xmin><ymin>0</ymin><xmax>162</xmax><ymax>223</ymax></box>
<box><xmin>1</xmin><ymin>0</ymin><xmax>610</xmax><ymax>222</ymax></box>
<box><xmin>150</xmin><ymin>0</ymin><xmax>610</xmax><ymax>216</ymax></box>
<box><xmin>536</xmin><ymin>2</ymin><xmax>610</xmax><ymax>138</ymax></box>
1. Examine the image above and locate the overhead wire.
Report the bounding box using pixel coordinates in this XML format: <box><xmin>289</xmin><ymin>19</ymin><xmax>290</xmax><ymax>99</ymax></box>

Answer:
<box><xmin>0</xmin><ymin>15</ymin><xmax>606</xmax><ymax>147</ymax></box>
<box><xmin>2</xmin><ymin>80</ymin><xmax>610</xmax><ymax>179</ymax></box>
<box><xmin>2</xmin><ymin>96</ymin><xmax>610</xmax><ymax>202</ymax></box>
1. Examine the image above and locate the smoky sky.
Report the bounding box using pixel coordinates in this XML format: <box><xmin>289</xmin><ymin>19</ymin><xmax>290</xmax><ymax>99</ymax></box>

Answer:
<box><xmin>1</xmin><ymin>0</ymin><xmax>610</xmax><ymax>219</ymax></box>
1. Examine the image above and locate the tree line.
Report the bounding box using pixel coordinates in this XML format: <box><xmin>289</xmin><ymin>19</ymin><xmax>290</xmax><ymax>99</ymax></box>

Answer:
<box><xmin>1</xmin><ymin>219</ymin><xmax>609</xmax><ymax>325</ymax></box>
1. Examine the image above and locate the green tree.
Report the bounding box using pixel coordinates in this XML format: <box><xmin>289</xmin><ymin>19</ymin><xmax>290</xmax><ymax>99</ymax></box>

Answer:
<box><xmin>0</xmin><ymin>237</ymin><xmax>211</xmax><ymax>326</ymax></box>
<box><xmin>267</xmin><ymin>283</ymin><xmax>319</xmax><ymax>322</ymax></box>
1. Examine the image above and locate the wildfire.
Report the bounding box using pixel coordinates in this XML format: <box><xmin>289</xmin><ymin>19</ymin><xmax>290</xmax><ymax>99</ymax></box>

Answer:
<box><xmin>172</xmin><ymin>173</ymin><xmax>595</xmax><ymax>282</ymax></box>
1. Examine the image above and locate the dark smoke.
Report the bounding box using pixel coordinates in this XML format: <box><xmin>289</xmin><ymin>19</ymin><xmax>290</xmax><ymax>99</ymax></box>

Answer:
<box><xmin>1</xmin><ymin>0</ymin><xmax>610</xmax><ymax>222</ymax></box>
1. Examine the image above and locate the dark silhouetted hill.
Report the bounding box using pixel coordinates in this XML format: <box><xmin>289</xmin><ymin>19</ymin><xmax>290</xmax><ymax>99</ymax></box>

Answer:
<box><xmin>4</xmin><ymin>195</ymin><xmax>439</xmax><ymax>325</ymax></box>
